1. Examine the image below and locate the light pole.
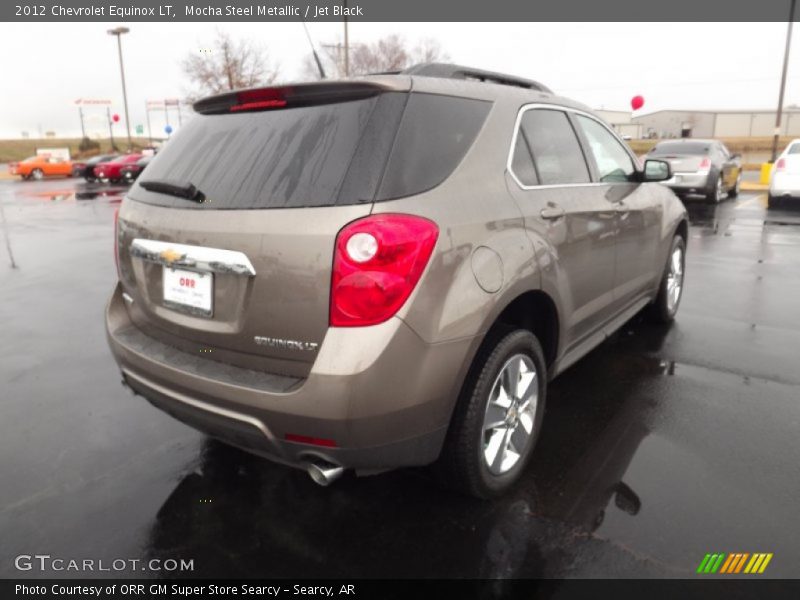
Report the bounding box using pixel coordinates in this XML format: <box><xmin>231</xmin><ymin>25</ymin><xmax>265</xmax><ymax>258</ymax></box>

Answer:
<box><xmin>108</xmin><ymin>27</ymin><xmax>132</xmax><ymax>150</ymax></box>
<box><xmin>771</xmin><ymin>0</ymin><xmax>796</xmax><ymax>162</ymax></box>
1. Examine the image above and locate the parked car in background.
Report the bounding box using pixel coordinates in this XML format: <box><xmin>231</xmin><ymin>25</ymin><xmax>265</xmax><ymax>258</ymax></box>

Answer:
<box><xmin>94</xmin><ymin>154</ymin><xmax>143</xmax><ymax>183</ymax></box>
<box><xmin>9</xmin><ymin>155</ymin><xmax>73</xmax><ymax>180</ymax></box>
<box><xmin>769</xmin><ymin>139</ymin><xmax>800</xmax><ymax>209</ymax></box>
<box><xmin>106</xmin><ymin>63</ymin><xmax>687</xmax><ymax>498</ymax></box>
<box><xmin>645</xmin><ymin>139</ymin><xmax>741</xmax><ymax>203</ymax></box>
<box><xmin>120</xmin><ymin>156</ymin><xmax>151</xmax><ymax>184</ymax></box>
<box><xmin>72</xmin><ymin>154</ymin><xmax>120</xmax><ymax>182</ymax></box>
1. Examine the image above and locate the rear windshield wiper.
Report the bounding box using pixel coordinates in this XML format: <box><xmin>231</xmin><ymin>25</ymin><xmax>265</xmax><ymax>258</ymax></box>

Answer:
<box><xmin>139</xmin><ymin>179</ymin><xmax>206</xmax><ymax>203</ymax></box>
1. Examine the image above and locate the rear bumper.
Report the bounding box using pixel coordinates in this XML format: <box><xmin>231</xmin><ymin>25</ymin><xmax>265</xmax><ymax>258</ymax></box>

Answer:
<box><xmin>105</xmin><ymin>282</ymin><xmax>475</xmax><ymax>474</ymax></box>
<box><xmin>662</xmin><ymin>172</ymin><xmax>711</xmax><ymax>194</ymax></box>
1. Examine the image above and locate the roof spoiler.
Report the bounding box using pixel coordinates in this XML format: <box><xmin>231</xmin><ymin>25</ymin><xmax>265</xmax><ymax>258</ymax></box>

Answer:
<box><xmin>193</xmin><ymin>81</ymin><xmax>392</xmax><ymax>115</ymax></box>
<box><xmin>401</xmin><ymin>62</ymin><xmax>552</xmax><ymax>94</ymax></box>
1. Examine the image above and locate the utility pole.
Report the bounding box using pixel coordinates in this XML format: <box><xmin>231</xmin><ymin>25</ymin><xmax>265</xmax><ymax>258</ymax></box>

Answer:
<box><xmin>771</xmin><ymin>0</ymin><xmax>796</xmax><ymax>162</ymax></box>
<box><xmin>343</xmin><ymin>0</ymin><xmax>349</xmax><ymax>76</ymax></box>
<box><xmin>145</xmin><ymin>102</ymin><xmax>153</xmax><ymax>145</ymax></box>
<box><xmin>108</xmin><ymin>27</ymin><xmax>133</xmax><ymax>150</ymax></box>
<box><xmin>78</xmin><ymin>106</ymin><xmax>86</xmax><ymax>139</ymax></box>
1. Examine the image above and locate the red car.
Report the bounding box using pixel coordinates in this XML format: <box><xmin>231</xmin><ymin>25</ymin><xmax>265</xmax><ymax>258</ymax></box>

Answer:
<box><xmin>93</xmin><ymin>154</ymin><xmax>143</xmax><ymax>183</ymax></box>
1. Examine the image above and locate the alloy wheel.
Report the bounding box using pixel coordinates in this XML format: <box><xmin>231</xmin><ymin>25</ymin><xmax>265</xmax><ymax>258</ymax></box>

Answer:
<box><xmin>482</xmin><ymin>354</ymin><xmax>538</xmax><ymax>475</ymax></box>
<box><xmin>666</xmin><ymin>245</ymin><xmax>684</xmax><ymax>313</ymax></box>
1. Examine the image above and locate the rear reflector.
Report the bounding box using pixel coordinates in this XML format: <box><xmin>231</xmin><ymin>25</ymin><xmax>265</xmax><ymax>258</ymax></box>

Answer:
<box><xmin>285</xmin><ymin>434</ymin><xmax>337</xmax><ymax>448</ymax></box>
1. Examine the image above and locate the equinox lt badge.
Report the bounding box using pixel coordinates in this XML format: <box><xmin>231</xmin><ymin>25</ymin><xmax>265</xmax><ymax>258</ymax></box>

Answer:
<box><xmin>254</xmin><ymin>336</ymin><xmax>319</xmax><ymax>352</ymax></box>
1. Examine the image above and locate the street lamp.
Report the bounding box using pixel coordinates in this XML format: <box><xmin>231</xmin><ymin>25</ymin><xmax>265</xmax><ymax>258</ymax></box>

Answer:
<box><xmin>107</xmin><ymin>27</ymin><xmax>132</xmax><ymax>150</ymax></box>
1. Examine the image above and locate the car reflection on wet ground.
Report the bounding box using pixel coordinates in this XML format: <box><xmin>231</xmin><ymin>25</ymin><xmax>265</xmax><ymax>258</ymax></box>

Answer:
<box><xmin>1</xmin><ymin>178</ymin><xmax>799</xmax><ymax>579</ymax></box>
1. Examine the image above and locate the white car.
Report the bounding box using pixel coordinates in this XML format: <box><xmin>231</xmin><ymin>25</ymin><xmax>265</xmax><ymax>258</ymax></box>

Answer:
<box><xmin>769</xmin><ymin>139</ymin><xmax>800</xmax><ymax>209</ymax></box>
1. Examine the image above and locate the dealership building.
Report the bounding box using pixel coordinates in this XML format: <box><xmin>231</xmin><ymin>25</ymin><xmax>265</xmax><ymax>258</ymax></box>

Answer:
<box><xmin>631</xmin><ymin>108</ymin><xmax>800</xmax><ymax>139</ymax></box>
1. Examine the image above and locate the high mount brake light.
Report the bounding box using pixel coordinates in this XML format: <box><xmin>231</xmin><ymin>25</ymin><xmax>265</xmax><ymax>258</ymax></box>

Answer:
<box><xmin>192</xmin><ymin>82</ymin><xmax>385</xmax><ymax>115</ymax></box>
<box><xmin>330</xmin><ymin>214</ymin><xmax>439</xmax><ymax>327</ymax></box>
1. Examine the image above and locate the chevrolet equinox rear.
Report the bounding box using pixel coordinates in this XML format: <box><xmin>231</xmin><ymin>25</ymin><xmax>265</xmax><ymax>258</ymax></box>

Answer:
<box><xmin>106</xmin><ymin>63</ymin><xmax>688</xmax><ymax>498</ymax></box>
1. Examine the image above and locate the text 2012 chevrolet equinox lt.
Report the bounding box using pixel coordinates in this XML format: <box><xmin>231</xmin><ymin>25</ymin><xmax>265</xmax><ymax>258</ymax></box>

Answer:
<box><xmin>106</xmin><ymin>63</ymin><xmax>687</xmax><ymax>498</ymax></box>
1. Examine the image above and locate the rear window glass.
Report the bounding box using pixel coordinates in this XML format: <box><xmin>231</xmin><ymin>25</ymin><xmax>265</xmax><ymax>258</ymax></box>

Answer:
<box><xmin>131</xmin><ymin>92</ymin><xmax>490</xmax><ymax>210</ymax></box>
<box><xmin>788</xmin><ymin>143</ymin><xmax>800</xmax><ymax>155</ymax></box>
<box><xmin>650</xmin><ymin>141</ymin><xmax>711</xmax><ymax>156</ymax></box>
<box><xmin>376</xmin><ymin>94</ymin><xmax>491</xmax><ymax>200</ymax></box>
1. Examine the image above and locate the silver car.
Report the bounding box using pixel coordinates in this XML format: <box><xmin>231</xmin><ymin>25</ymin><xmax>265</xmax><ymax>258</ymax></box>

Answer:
<box><xmin>646</xmin><ymin>139</ymin><xmax>742</xmax><ymax>203</ymax></box>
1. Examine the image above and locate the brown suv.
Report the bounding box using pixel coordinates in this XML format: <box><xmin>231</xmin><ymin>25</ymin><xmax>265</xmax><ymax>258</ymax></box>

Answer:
<box><xmin>106</xmin><ymin>64</ymin><xmax>687</xmax><ymax>498</ymax></box>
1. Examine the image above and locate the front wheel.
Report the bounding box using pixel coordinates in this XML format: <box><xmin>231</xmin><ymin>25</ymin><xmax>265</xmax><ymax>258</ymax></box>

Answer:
<box><xmin>650</xmin><ymin>235</ymin><xmax>686</xmax><ymax>323</ymax></box>
<box><xmin>436</xmin><ymin>329</ymin><xmax>547</xmax><ymax>498</ymax></box>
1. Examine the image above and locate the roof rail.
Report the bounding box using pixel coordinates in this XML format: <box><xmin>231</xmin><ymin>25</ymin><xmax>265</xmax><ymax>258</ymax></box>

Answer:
<box><xmin>401</xmin><ymin>63</ymin><xmax>552</xmax><ymax>94</ymax></box>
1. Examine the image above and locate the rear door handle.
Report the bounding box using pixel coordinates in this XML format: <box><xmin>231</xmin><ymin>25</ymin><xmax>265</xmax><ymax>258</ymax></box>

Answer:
<box><xmin>540</xmin><ymin>206</ymin><xmax>565</xmax><ymax>220</ymax></box>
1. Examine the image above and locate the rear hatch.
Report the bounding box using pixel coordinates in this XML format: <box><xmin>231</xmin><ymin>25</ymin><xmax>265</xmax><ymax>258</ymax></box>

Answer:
<box><xmin>116</xmin><ymin>79</ymin><xmax>491</xmax><ymax>378</ymax></box>
<box><xmin>649</xmin><ymin>141</ymin><xmax>712</xmax><ymax>173</ymax></box>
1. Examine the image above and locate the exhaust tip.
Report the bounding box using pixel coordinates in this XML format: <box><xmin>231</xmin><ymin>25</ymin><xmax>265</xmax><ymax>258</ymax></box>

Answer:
<box><xmin>306</xmin><ymin>461</ymin><xmax>345</xmax><ymax>486</ymax></box>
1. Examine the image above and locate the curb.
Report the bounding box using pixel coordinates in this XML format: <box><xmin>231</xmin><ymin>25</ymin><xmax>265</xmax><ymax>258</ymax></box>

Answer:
<box><xmin>740</xmin><ymin>182</ymin><xmax>768</xmax><ymax>192</ymax></box>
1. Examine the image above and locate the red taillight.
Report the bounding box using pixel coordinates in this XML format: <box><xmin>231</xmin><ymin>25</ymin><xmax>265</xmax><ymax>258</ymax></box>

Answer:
<box><xmin>330</xmin><ymin>214</ymin><xmax>439</xmax><ymax>327</ymax></box>
<box><xmin>776</xmin><ymin>158</ymin><xmax>786</xmax><ymax>172</ymax></box>
<box><xmin>113</xmin><ymin>207</ymin><xmax>120</xmax><ymax>278</ymax></box>
<box><xmin>285</xmin><ymin>434</ymin><xmax>337</xmax><ymax>448</ymax></box>
<box><xmin>698</xmin><ymin>157</ymin><xmax>711</xmax><ymax>172</ymax></box>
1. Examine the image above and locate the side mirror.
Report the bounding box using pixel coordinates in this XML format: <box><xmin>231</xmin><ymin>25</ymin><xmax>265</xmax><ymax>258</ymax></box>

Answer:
<box><xmin>730</xmin><ymin>153</ymin><xmax>741</xmax><ymax>160</ymax></box>
<box><xmin>643</xmin><ymin>159</ymin><xmax>671</xmax><ymax>182</ymax></box>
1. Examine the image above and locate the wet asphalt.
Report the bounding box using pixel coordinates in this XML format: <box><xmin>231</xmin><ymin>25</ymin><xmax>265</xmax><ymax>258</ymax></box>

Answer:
<box><xmin>1</xmin><ymin>177</ymin><xmax>799</xmax><ymax>579</ymax></box>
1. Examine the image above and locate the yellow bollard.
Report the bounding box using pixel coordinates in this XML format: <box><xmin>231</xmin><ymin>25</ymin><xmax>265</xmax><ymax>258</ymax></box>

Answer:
<box><xmin>760</xmin><ymin>163</ymin><xmax>773</xmax><ymax>185</ymax></box>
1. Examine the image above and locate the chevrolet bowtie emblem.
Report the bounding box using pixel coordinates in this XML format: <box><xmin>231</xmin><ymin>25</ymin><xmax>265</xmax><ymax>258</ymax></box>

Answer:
<box><xmin>159</xmin><ymin>248</ymin><xmax>183</xmax><ymax>264</ymax></box>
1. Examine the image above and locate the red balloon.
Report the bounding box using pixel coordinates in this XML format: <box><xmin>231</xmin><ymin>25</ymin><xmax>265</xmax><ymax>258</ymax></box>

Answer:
<box><xmin>112</xmin><ymin>114</ymin><xmax>120</xmax><ymax>123</ymax></box>
<box><xmin>631</xmin><ymin>95</ymin><xmax>645</xmax><ymax>111</ymax></box>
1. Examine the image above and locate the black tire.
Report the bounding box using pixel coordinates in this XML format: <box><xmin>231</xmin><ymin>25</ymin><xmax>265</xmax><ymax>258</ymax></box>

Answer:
<box><xmin>728</xmin><ymin>171</ymin><xmax>741</xmax><ymax>198</ymax></box>
<box><xmin>650</xmin><ymin>235</ymin><xmax>686</xmax><ymax>324</ymax></box>
<box><xmin>767</xmin><ymin>194</ymin><xmax>777</xmax><ymax>210</ymax></box>
<box><xmin>705</xmin><ymin>174</ymin><xmax>723</xmax><ymax>203</ymax></box>
<box><xmin>436</xmin><ymin>329</ymin><xmax>547</xmax><ymax>499</ymax></box>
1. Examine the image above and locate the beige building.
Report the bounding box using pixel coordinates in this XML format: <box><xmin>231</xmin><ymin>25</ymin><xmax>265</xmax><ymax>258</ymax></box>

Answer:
<box><xmin>594</xmin><ymin>109</ymin><xmax>644</xmax><ymax>139</ymax></box>
<box><xmin>632</xmin><ymin>108</ymin><xmax>800</xmax><ymax>139</ymax></box>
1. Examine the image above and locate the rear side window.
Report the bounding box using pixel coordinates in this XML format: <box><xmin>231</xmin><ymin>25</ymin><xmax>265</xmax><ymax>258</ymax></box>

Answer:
<box><xmin>787</xmin><ymin>143</ymin><xmax>800</xmax><ymax>155</ymax></box>
<box><xmin>131</xmin><ymin>92</ymin><xmax>490</xmax><ymax>210</ymax></box>
<box><xmin>510</xmin><ymin>130</ymin><xmax>539</xmax><ymax>186</ymax></box>
<box><xmin>517</xmin><ymin>109</ymin><xmax>590</xmax><ymax>185</ymax></box>
<box><xmin>376</xmin><ymin>94</ymin><xmax>491</xmax><ymax>200</ymax></box>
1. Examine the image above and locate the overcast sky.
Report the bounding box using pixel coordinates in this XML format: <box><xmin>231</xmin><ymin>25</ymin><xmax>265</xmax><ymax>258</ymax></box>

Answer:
<box><xmin>0</xmin><ymin>22</ymin><xmax>798</xmax><ymax>138</ymax></box>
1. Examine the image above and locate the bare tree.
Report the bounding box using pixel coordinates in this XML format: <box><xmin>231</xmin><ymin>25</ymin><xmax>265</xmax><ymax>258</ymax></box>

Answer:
<box><xmin>182</xmin><ymin>30</ymin><xmax>279</xmax><ymax>100</ymax></box>
<box><xmin>302</xmin><ymin>35</ymin><xmax>449</xmax><ymax>80</ymax></box>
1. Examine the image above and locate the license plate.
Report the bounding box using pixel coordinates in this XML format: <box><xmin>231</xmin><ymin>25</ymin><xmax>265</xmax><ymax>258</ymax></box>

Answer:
<box><xmin>163</xmin><ymin>268</ymin><xmax>213</xmax><ymax>316</ymax></box>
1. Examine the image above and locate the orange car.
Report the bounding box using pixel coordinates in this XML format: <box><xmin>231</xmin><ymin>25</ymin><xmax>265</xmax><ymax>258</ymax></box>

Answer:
<box><xmin>9</xmin><ymin>155</ymin><xmax>74</xmax><ymax>180</ymax></box>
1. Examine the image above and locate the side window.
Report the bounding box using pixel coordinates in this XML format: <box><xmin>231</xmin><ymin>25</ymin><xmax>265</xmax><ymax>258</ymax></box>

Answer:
<box><xmin>575</xmin><ymin>115</ymin><xmax>636</xmax><ymax>183</ymax></box>
<box><xmin>518</xmin><ymin>109</ymin><xmax>590</xmax><ymax>185</ymax></box>
<box><xmin>510</xmin><ymin>129</ymin><xmax>539</xmax><ymax>186</ymax></box>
